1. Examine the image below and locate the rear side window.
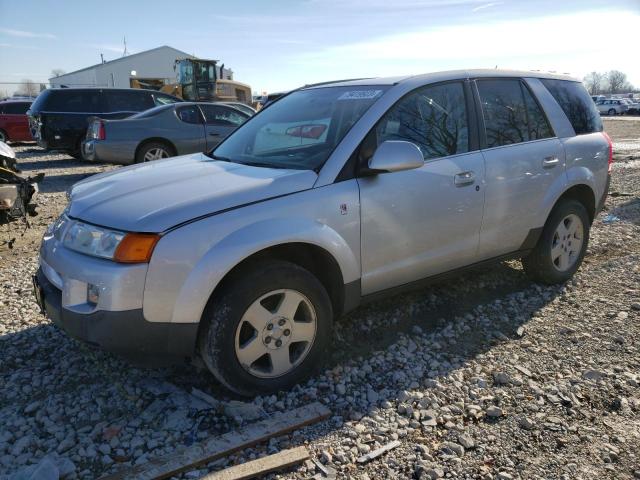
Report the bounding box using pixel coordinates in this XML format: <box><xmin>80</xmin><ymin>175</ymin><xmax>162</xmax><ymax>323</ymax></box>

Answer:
<box><xmin>199</xmin><ymin>104</ymin><xmax>248</xmax><ymax>126</ymax></box>
<box><xmin>2</xmin><ymin>102</ymin><xmax>30</xmax><ymax>114</ymax></box>
<box><xmin>46</xmin><ymin>90</ymin><xmax>103</xmax><ymax>113</ymax></box>
<box><xmin>106</xmin><ymin>91</ymin><xmax>154</xmax><ymax>112</ymax></box>
<box><xmin>176</xmin><ymin>105</ymin><xmax>202</xmax><ymax>124</ymax></box>
<box><xmin>477</xmin><ymin>79</ymin><xmax>553</xmax><ymax>148</ymax></box>
<box><xmin>540</xmin><ymin>79</ymin><xmax>602</xmax><ymax>135</ymax></box>
<box><xmin>376</xmin><ymin>81</ymin><xmax>469</xmax><ymax>160</ymax></box>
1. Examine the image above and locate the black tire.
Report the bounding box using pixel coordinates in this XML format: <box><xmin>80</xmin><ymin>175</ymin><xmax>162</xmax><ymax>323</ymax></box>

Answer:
<box><xmin>522</xmin><ymin>199</ymin><xmax>590</xmax><ymax>285</ymax></box>
<box><xmin>198</xmin><ymin>260</ymin><xmax>333</xmax><ymax>396</ymax></box>
<box><xmin>608</xmin><ymin>108</ymin><xmax>616</xmax><ymax>116</ymax></box>
<box><xmin>0</xmin><ymin>129</ymin><xmax>7</xmax><ymax>143</ymax></box>
<box><xmin>135</xmin><ymin>141</ymin><xmax>174</xmax><ymax>163</ymax></box>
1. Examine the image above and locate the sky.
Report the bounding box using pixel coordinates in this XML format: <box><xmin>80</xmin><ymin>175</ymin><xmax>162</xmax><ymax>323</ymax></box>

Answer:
<box><xmin>0</xmin><ymin>0</ymin><xmax>639</xmax><ymax>95</ymax></box>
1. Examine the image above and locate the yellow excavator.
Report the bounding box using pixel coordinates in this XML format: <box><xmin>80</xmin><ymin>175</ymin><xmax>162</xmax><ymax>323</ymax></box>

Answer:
<box><xmin>131</xmin><ymin>58</ymin><xmax>252</xmax><ymax>105</ymax></box>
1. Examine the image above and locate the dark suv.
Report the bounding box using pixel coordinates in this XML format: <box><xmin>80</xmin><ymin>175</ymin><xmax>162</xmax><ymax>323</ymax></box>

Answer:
<box><xmin>27</xmin><ymin>88</ymin><xmax>181</xmax><ymax>157</ymax></box>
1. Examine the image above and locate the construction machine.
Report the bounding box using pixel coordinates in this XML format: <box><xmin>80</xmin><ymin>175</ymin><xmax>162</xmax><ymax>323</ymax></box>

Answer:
<box><xmin>131</xmin><ymin>58</ymin><xmax>252</xmax><ymax>105</ymax></box>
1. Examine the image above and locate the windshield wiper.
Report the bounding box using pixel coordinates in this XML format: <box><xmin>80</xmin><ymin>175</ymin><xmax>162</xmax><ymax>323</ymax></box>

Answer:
<box><xmin>239</xmin><ymin>161</ymin><xmax>280</xmax><ymax>169</ymax></box>
<box><xmin>205</xmin><ymin>152</ymin><xmax>233</xmax><ymax>162</ymax></box>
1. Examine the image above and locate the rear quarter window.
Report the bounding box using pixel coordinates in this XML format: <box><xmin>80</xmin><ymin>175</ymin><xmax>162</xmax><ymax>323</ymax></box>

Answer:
<box><xmin>106</xmin><ymin>90</ymin><xmax>155</xmax><ymax>112</ymax></box>
<box><xmin>540</xmin><ymin>79</ymin><xmax>602</xmax><ymax>135</ymax></box>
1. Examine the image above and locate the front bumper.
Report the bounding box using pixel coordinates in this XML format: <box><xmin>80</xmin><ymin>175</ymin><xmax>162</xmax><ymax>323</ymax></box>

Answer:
<box><xmin>35</xmin><ymin>268</ymin><xmax>198</xmax><ymax>363</ymax></box>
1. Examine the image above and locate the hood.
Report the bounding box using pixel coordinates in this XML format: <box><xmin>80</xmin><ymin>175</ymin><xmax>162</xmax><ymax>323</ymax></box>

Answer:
<box><xmin>68</xmin><ymin>153</ymin><xmax>318</xmax><ymax>232</ymax></box>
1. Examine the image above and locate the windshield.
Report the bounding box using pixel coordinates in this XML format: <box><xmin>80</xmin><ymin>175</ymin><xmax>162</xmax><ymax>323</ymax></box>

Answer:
<box><xmin>211</xmin><ymin>86</ymin><xmax>389</xmax><ymax>170</ymax></box>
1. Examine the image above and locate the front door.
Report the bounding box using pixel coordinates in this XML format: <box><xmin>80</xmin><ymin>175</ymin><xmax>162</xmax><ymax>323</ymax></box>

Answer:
<box><xmin>358</xmin><ymin>81</ymin><xmax>485</xmax><ymax>295</ymax></box>
<box><xmin>198</xmin><ymin>104</ymin><xmax>248</xmax><ymax>149</ymax></box>
<box><xmin>474</xmin><ymin>78</ymin><xmax>566</xmax><ymax>259</ymax></box>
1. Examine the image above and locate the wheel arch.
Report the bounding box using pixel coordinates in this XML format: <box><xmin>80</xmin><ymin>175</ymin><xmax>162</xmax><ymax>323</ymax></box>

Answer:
<box><xmin>554</xmin><ymin>183</ymin><xmax>596</xmax><ymax>224</ymax></box>
<box><xmin>203</xmin><ymin>242</ymin><xmax>347</xmax><ymax>323</ymax></box>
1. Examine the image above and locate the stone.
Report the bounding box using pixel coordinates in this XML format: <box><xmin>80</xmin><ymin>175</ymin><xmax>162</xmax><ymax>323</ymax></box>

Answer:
<box><xmin>486</xmin><ymin>406</ymin><xmax>503</xmax><ymax>418</ymax></box>
<box><xmin>458</xmin><ymin>434</ymin><xmax>475</xmax><ymax>449</ymax></box>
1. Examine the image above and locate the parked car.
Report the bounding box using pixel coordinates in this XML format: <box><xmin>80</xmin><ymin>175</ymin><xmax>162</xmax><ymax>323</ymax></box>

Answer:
<box><xmin>622</xmin><ymin>99</ymin><xmax>640</xmax><ymax>115</ymax></box>
<box><xmin>35</xmin><ymin>70</ymin><xmax>610</xmax><ymax>395</ymax></box>
<box><xmin>28</xmin><ymin>88</ymin><xmax>182</xmax><ymax>158</ymax></box>
<box><xmin>82</xmin><ymin>102</ymin><xmax>250</xmax><ymax>164</ymax></box>
<box><xmin>591</xmin><ymin>95</ymin><xmax>605</xmax><ymax>103</ymax></box>
<box><xmin>596</xmin><ymin>99</ymin><xmax>629</xmax><ymax>115</ymax></box>
<box><xmin>0</xmin><ymin>99</ymin><xmax>33</xmax><ymax>143</ymax></box>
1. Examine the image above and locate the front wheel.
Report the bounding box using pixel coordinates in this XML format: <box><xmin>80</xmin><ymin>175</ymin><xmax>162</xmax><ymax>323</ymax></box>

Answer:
<box><xmin>522</xmin><ymin>199</ymin><xmax>590</xmax><ymax>284</ymax></box>
<box><xmin>608</xmin><ymin>108</ymin><xmax>616</xmax><ymax>116</ymax></box>
<box><xmin>198</xmin><ymin>260</ymin><xmax>333</xmax><ymax>396</ymax></box>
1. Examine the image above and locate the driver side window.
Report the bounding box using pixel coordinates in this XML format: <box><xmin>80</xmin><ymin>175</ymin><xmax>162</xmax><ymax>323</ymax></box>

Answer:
<box><xmin>376</xmin><ymin>82</ymin><xmax>469</xmax><ymax>160</ymax></box>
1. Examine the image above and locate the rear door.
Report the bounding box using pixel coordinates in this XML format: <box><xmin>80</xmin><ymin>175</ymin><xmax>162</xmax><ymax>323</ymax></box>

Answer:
<box><xmin>198</xmin><ymin>104</ymin><xmax>249</xmax><ymax>149</ymax></box>
<box><xmin>474</xmin><ymin>78</ymin><xmax>565</xmax><ymax>259</ymax></box>
<box><xmin>358</xmin><ymin>81</ymin><xmax>486</xmax><ymax>294</ymax></box>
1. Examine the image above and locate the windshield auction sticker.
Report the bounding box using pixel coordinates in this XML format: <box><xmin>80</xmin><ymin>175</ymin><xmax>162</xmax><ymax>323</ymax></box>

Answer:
<box><xmin>338</xmin><ymin>90</ymin><xmax>383</xmax><ymax>100</ymax></box>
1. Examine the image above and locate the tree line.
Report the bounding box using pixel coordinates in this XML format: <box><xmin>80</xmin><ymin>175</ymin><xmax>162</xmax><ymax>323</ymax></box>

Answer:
<box><xmin>583</xmin><ymin>70</ymin><xmax>636</xmax><ymax>96</ymax></box>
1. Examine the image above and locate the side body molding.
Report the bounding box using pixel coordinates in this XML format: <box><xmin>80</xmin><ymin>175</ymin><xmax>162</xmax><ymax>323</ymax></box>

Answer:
<box><xmin>143</xmin><ymin>181</ymin><xmax>361</xmax><ymax>324</ymax></box>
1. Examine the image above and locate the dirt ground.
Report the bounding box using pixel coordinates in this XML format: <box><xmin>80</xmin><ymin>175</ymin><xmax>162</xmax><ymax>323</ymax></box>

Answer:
<box><xmin>0</xmin><ymin>118</ymin><xmax>639</xmax><ymax>479</ymax></box>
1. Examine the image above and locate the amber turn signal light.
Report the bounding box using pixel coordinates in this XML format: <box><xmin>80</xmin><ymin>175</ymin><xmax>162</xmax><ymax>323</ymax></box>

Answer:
<box><xmin>114</xmin><ymin>233</ymin><xmax>160</xmax><ymax>263</ymax></box>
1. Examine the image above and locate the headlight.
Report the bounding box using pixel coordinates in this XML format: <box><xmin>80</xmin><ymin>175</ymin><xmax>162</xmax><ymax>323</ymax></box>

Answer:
<box><xmin>62</xmin><ymin>219</ymin><xmax>160</xmax><ymax>263</ymax></box>
<box><xmin>63</xmin><ymin>221</ymin><xmax>125</xmax><ymax>259</ymax></box>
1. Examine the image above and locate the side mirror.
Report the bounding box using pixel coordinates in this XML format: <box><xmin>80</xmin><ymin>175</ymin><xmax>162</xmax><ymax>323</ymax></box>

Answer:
<box><xmin>368</xmin><ymin>140</ymin><xmax>424</xmax><ymax>173</ymax></box>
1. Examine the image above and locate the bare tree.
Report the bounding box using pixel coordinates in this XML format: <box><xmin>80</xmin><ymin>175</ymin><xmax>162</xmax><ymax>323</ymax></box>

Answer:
<box><xmin>51</xmin><ymin>68</ymin><xmax>66</xmax><ymax>78</ymax></box>
<box><xmin>17</xmin><ymin>79</ymin><xmax>38</xmax><ymax>97</ymax></box>
<box><xmin>0</xmin><ymin>88</ymin><xmax>9</xmax><ymax>100</ymax></box>
<box><xmin>607</xmin><ymin>70</ymin><xmax>632</xmax><ymax>94</ymax></box>
<box><xmin>583</xmin><ymin>71</ymin><xmax>605</xmax><ymax>95</ymax></box>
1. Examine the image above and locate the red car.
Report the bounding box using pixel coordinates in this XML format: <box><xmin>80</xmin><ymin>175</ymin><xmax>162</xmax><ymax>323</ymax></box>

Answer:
<box><xmin>0</xmin><ymin>100</ymin><xmax>33</xmax><ymax>143</ymax></box>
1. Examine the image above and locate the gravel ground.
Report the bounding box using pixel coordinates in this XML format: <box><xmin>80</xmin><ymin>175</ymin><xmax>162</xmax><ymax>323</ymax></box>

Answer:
<box><xmin>1</xmin><ymin>117</ymin><xmax>639</xmax><ymax>480</ymax></box>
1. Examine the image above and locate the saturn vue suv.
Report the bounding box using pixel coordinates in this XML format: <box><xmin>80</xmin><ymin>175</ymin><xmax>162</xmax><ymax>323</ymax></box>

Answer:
<box><xmin>34</xmin><ymin>70</ymin><xmax>611</xmax><ymax>395</ymax></box>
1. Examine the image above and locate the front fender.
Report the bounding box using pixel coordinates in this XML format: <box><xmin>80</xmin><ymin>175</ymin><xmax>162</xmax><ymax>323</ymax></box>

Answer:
<box><xmin>143</xmin><ymin>181</ymin><xmax>361</xmax><ymax>324</ymax></box>
<box><xmin>170</xmin><ymin>218</ymin><xmax>359</xmax><ymax>325</ymax></box>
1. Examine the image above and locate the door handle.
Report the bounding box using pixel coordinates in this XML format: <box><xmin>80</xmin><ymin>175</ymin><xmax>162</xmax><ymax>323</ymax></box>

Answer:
<box><xmin>454</xmin><ymin>171</ymin><xmax>475</xmax><ymax>186</ymax></box>
<box><xmin>209</xmin><ymin>132</ymin><xmax>221</xmax><ymax>137</ymax></box>
<box><xmin>542</xmin><ymin>156</ymin><xmax>559</xmax><ymax>168</ymax></box>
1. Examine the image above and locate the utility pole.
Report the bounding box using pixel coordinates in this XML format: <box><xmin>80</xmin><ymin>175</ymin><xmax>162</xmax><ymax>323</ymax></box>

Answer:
<box><xmin>123</xmin><ymin>36</ymin><xmax>129</xmax><ymax>57</ymax></box>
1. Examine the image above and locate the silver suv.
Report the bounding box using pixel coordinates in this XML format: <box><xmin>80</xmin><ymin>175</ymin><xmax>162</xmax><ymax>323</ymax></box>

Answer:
<box><xmin>596</xmin><ymin>98</ymin><xmax>629</xmax><ymax>115</ymax></box>
<box><xmin>35</xmin><ymin>70</ymin><xmax>611</xmax><ymax>395</ymax></box>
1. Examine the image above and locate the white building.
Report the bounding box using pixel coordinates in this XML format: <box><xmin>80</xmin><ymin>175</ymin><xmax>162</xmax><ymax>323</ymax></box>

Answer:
<box><xmin>49</xmin><ymin>45</ymin><xmax>232</xmax><ymax>89</ymax></box>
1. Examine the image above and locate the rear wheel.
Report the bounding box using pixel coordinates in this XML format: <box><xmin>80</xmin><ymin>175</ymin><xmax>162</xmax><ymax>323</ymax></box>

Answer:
<box><xmin>198</xmin><ymin>260</ymin><xmax>333</xmax><ymax>396</ymax></box>
<box><xmin>608</xmin><ymin>108</ymin><xmax>616</xmax><ymax>116</ymax></box>
<box><xmin>136</xmin><ymin>141</ymin><xmax>174</xmax><ymax>163</ymax></box>
<box><xmin>522</xmin><ymin>199</ymin><xmax>590</xmax><ymax>284</ymax></box>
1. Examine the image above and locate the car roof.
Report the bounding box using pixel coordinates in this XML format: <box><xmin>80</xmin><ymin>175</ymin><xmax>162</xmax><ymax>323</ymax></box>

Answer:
<box><xmin>304</xmin><ymin>69</ymin><xmax>579</xmax><ymax>89</ymax></box>
<box><xmin>47</xmin><ymin>87</ymin><xmax>163</xmax><ymax>93</ymax></box>
<box><xmin>0</xmin><ymin>99</ymin><xmax>32</xmax><ymax>104</ymax></box>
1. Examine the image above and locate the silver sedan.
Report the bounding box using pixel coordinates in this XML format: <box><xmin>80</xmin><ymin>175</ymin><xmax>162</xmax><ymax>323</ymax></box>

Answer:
<box><xmin>82</xmin><ymin>102</ymin><xmax>250</xmax><ymax>164</ymax></box>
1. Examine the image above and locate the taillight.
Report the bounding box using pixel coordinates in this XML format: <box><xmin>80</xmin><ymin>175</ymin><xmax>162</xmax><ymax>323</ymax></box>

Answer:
<box><xmin>602</xmin><ymin>131</ymin><xmax>613</xmax><ymax>173</ymax></box>
<box><xmin>97</xmin><ymin>122</ymin><xmax>106</xmax><ymax>141</ymax></box>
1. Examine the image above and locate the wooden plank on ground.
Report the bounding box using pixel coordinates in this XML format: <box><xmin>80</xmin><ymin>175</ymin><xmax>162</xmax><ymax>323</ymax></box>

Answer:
<box><xmin>198</xmin><ymin>446</ymin><xmax>309</xmax><ymax>480</ymax></box>
<box><xmin>100</xmin><ymin>402</ymin><xmax>330</xmax><ymax>480</ymax></box>
<box><xmin>356</xmin><ymin>440</ymin><xmax>401</xmax><ymax>464</ymax></box>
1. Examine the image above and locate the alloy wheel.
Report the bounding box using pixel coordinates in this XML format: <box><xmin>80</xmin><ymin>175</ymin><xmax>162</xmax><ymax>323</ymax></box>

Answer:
<box><xmin>234</xmin><ymin>289</ymin><xmax>317</xmax><ymax>378</ymax></box>
<box><xmin>551</xmin><ymin>214</ymin><xmax>584</xmax><ymax>272</ymax></box>
<box><xmin>143</xmin><ymin>148</ymin><xmax>169</xmax><ymax>162</ymax></box>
